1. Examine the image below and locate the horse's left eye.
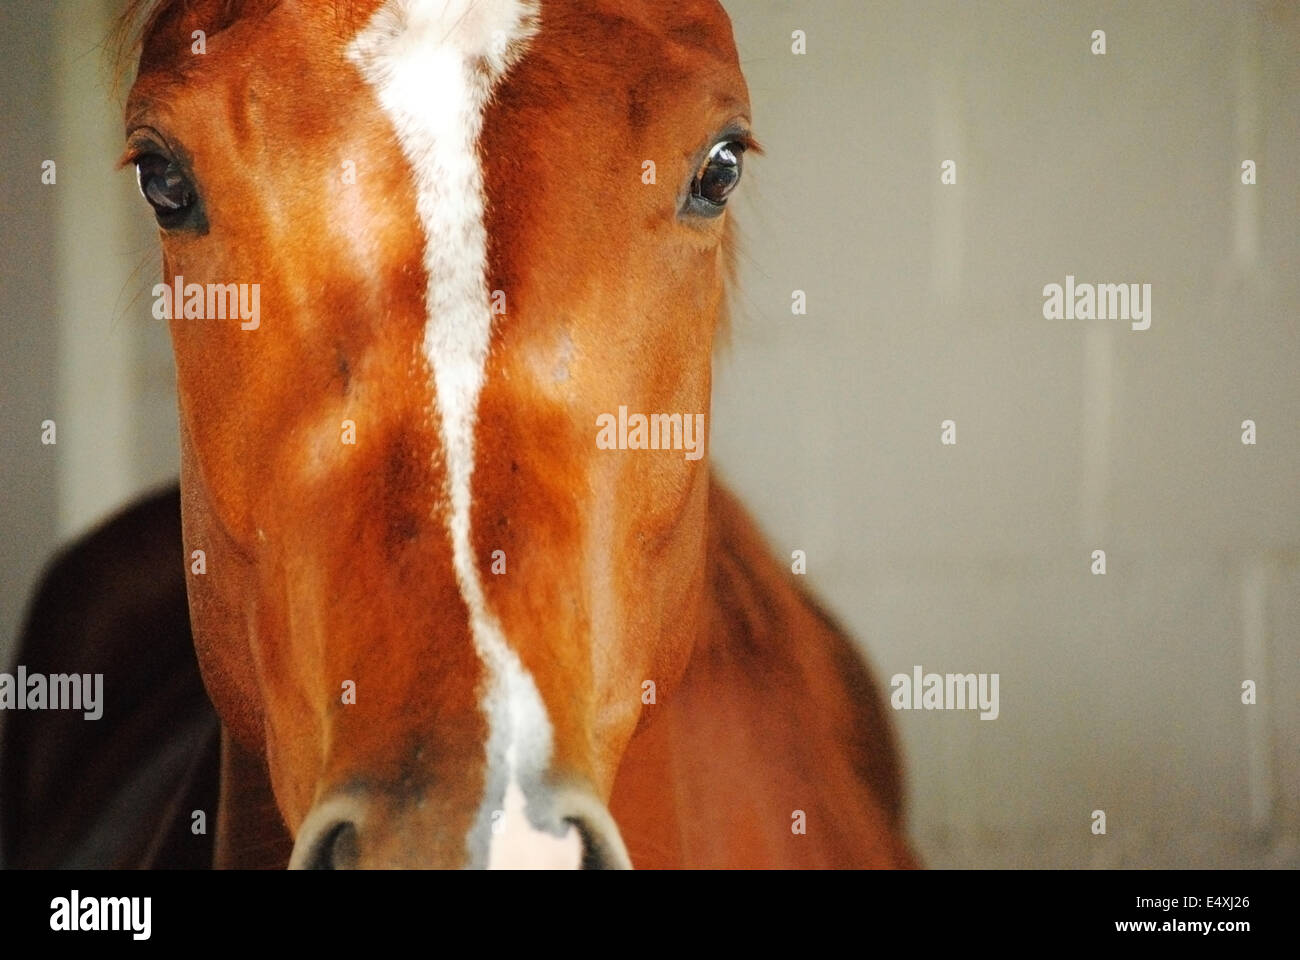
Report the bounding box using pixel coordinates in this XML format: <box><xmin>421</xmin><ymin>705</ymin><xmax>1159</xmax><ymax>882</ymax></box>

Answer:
<box><xmin>135</xmin><ymin>153</ymin><xmax>197</xmax><ymax>227</ymax></box>
<box><xmin>690</xmin><ymin>140</ymin><xmax>746</xmax><ymax>210</ymax></box>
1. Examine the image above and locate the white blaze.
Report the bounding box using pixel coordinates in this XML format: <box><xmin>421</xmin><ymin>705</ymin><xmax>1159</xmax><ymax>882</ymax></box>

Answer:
<box><xmin>349</xmin><ymin>0</ymin><xmax>576</xmax><ymax>867</ymax></box>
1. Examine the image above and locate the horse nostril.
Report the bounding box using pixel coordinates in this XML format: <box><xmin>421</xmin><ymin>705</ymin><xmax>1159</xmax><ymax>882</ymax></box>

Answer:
<box><xmin>567</xmin><ymin>817</ymin><xmax>619</xmax><ymax>870</ymax></box>
<box><xmin>301</xmin><ymin>820</ymin><xmax>360</xmax><ymax>870</ymax></box>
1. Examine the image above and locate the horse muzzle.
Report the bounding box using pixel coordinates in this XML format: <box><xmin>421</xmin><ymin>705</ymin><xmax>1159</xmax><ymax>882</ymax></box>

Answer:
<box><xmin>288</xmin><ymin>781</ymin><xmax>632</xmax><ymax>870</ymax></box>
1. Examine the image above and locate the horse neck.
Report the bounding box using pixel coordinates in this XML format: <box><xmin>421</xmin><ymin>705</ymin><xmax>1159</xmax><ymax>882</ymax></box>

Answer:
<box><xmin>606</xmin><ymin>472</ymin><xmax>912</xmax><ymax>867</ymax></box>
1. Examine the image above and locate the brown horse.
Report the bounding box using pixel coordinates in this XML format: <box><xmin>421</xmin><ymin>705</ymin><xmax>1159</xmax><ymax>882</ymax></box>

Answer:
<box><xmin>11</xmin><ymin>0</ymin><xmax>915</xmax><ymax>869</ymax></box>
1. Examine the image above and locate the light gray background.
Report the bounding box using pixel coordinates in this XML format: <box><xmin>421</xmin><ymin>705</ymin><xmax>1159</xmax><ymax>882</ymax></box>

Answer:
<box><xmin>1</xmin><ymin>0</ymin><xmax>1296</xmax><ymax>867</ymax></box>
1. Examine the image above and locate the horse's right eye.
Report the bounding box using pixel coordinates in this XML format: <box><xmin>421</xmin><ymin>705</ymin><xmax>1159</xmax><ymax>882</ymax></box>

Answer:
<box><xmin>691</xmin><ymin>140</ymin><xmax>745</xmax><ymax>208</ymax></box>
<box><xmin>135</xmin><ymin>153</ymin><xmax>197</xmax><ymax>227</ymax></box>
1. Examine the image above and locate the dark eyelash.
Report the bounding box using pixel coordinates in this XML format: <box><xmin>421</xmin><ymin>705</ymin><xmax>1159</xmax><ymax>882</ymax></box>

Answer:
<box><xmin>118</xmin><ymin>126</ymin><xmax>176</xmax><ymax>169</ymax></box>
